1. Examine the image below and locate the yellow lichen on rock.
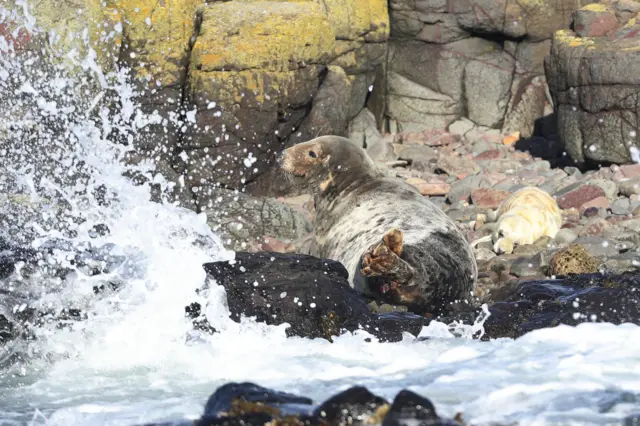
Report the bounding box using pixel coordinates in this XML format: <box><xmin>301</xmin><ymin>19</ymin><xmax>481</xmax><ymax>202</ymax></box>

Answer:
<box><xmin>318</xmin><ymin>0</ymin><xmax>389</xmax><ymax>42</ymax></box>
<box><xmin>191</xmin><ymin>2</ymin><xmax>335</xmax><ymax>73</ymax></box>
<box><xmin>114</xmin><ymin>0</ymin><xmax>201</xmax><ymax>87</ymax></box>
<box><xmin>554</xmin><ymin>29</ymin><xmax>596</xmax><ymax>47</ymax></box>
<box><xmin>581</xmin><ymin>3</ymin><xmax>610</xmax><ymax>12</ymax></box>
<box><xmin>189</xmin><ymin>67</ymin><xmax>322</xmax><ymax>108</ymax></box>
<box><xmin>233</xmin><ymin>0</ymin><xmax>389</xmax><ymax>42</ymax></box>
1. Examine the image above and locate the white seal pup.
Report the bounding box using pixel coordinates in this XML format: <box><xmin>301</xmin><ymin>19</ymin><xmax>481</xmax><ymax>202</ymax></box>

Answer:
<box><xmin>278</xmin><ymin>135</ymin><xmax>477</xmax><ymax>314</ymax></box>
<box><xmin>472</xmin><ymin>186</ymin><xmax>563</xmax><ymax>254</ymax></box>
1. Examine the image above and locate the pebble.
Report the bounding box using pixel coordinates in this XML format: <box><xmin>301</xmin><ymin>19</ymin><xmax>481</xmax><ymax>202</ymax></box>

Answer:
<box><xmin>555</xmin><ymin>184</ymin><xmax>606</xmax><ymax>210</ymax></box>
<box><xmin>554</xmin><ymin>228</ymin><xmax>578</xmax><ymax>244</ymax></box>
<box><xmin>436</xmin><ymin>154</ymin><xmax>480</xmax><ymax>177</ymax></box>
<box><xmin>582</xmin><ymin>206</ymin><xmax>600</xmax><ymax>218</ymax></box>
<box><xmin>619</xmin><ymin>218</ymin><xmax>640</xmax><ymax>233</ymax></box>
<box><xmin>601</xmin><ymin>227</ymin><xmax>640</xmax><ymax>247</ymax></box>
<box><xmin>510</xmin><ymin>253</ymin><xmax>548</xmax><ymax>277</ymax></box>
<box><xmin>475</xmin><ymin>247</ymin><xmax>496</xmax><ymax>262</ymax></box>
<box><xmin>447</xmin><ymin>175</ymin><xmax>495</xmax><ymax>203</ymax></box>
<box><xmin>474</xmin><ymin>149</ymin><xmax>502</xmax><ymax>160</ymax></box>
<box><xmin>393</xmin><ymin>144</ymin><xmax>437</xmax><ymax>162</ymax></box>
<box><xmin>470</xmin><ymin>188</ymin><xmax>510</xmax><ymax>209</ymax></box>
<box><xmin>572</xmin><ymin>236</ymin><xmax>619</xmax><ymax>257</ymax></box>
<box><xmin>602</xmin><ymin>252</ymin><xmax>640</xmax><ymax>273</ymax></box>
<box><xmin>448</xmin><ymin>118</ymin><xmax>475</xmax><ymax>136</ymax></box>
<box><xmin>513</xmin><ymin>244</ymin><xmax>543</xmax><ymax>256</ymax></box>
<box><xmin>585</xmin><ymin>178</ymin><xmax>618</xmax><ymax>201</ymax></box>
<box><xmin>620</xmin><ymin>163</ymin><xmax>640</xmax><ymax>178</ymax></box>
<box><xmin>619</xmin><ymin>178</ymin><xmax>640</xmax><ymax>196</ymax></box>
<box><xmin>564</xmin><ymin>166</ymin><xmax>582</xmax><ymax>178</ymax></box>
<box><xmin>523</xmin><ymin>160</ymin><xmax>551</xmax><ymax>172</ymax></box>
<box><xmin>610</xmin><ymin>198</ymin><xmax>631</xmax><ymax>215</ymax></box>
<box><xmin>579</xmin><ymin>196</ymin><xmax>610</xmax><ymax>213</ymax></box>
<box><xmin>579</xmin><ymin>217</ymin><xmax>609</xmax><ymax>236</ymax></box>
<box><xmin>405</xmin><ymin>178</ymin><xmax>451</xmax><ymax>196</ymax></box>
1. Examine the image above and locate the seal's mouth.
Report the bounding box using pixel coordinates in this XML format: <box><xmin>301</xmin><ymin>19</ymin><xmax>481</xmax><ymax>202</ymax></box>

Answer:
<box><xmin>277</xmin><ymin>152</ymin><xmax>308</xmax><ymax>178</ymax></box>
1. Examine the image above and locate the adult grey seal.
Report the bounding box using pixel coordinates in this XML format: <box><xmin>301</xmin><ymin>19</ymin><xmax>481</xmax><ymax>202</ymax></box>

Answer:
<box><xmin>278</xmin><ymin>135</ymin><xmax>477</xmax><ymax>315</ymax></box>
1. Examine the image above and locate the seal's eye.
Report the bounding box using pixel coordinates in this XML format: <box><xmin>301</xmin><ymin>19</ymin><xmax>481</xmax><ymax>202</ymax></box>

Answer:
<box><xmin>308</xmin><ymin>151</ymin><xmax>317</xmax><ymax>159</ymax></box>
<box><xmin>498</xmin><ymin>230</ymin><xmax>505</xmax><ymax>238</ymax></box>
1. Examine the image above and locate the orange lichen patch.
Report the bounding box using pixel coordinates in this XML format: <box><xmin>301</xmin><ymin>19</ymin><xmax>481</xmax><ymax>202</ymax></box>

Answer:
<box><xmin>188</xmin><ymin>67</ymin><xmax>322</xmax><ymax>108</ymax></box>
<box><xmin>114</xmin><ymin>0</ymin><xmax>201</xmax><ymax>86</ymax></box>
<box><xmin>191</xmin><ymin>2</ymin><xmax>335</xmax><ymax>73</ymax></box>
<box><xmin>502</xmin><ymin>131</ymin><xmax>520</xmax><ymax>145</ymax></box>
<box><xmin>318</xmin><ymin>0</ymin><xmax>389</xmax><ymax>41</ymax></box>
<box><xmin>233</xmin><ymin>0</ymin><xmax>389</xmax><ymax>42</ymax></box>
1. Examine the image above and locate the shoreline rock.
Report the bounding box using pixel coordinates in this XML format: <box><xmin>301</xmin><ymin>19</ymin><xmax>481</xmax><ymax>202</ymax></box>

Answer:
<box><xmin>136</xmin><ymin>382</ymin><xmax>463</xmax><ymax>426</ymax></box>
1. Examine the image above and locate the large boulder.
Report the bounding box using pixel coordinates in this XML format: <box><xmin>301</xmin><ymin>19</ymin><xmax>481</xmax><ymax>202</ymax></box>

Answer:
<box><xmin>200</xmin><ymin>251</ymin><xmax>429</xmax><ymax>342</ymax></box>
<box><xmin>545</xmin><ymin>2</ymin><xmax>640</xmax><ymax>164</ymax></box>
<box><xmin>381</xmin><ymin>0</ymin><xmax>589</xmax><ymax>134</ymax></box>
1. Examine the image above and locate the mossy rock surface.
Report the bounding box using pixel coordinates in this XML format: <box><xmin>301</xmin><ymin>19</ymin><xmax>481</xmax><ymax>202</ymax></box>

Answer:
<box><xmin>191</xmin><ymin>1</ymin><xmax>335</xmax><ymax>73</ymax></box>
<box><xmin>116</xmin><ymin>0</ymin><xmax>201</xmax><ymax>87</ymax></box>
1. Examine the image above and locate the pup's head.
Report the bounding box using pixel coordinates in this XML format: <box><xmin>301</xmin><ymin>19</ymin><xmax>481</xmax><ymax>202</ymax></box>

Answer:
<box><xmin>491</xmin><ymin>216</ymin><xmax>521</xmax><ymax>254</ymax></box>
<box><xmin>278</xmin><ymin>136</ymin><xmax>377</xmax><ymax>195</ymax></box>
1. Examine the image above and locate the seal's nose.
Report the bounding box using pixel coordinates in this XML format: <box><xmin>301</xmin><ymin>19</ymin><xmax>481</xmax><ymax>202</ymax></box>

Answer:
<box><xmin>276</xmin><ymin>151</ymin><xmax>285</xmax><ymax>167</ymax></box>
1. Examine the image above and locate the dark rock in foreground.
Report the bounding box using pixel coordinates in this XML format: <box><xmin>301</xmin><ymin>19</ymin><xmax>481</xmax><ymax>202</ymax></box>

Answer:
<box><xmin>199</xmin><ymin>251</ymin><xmax>640</xmax><ymax>342</ymax></box>
<box><xmin>200</xmin><ymin>252</ymin><xmax>429</xmax><ymax>342</ymax></box>
<box><xmin>138</xmin><ymin>382</ymin><xmax>461</xmax><ymax>426</ymax></box>
<box><xmin>478</xmin><ymin>271</ymin><xmax>640</xmax><ymax>340</ymax></box>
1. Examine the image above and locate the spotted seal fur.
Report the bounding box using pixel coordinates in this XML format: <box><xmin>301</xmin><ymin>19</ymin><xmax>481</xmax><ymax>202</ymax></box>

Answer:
<box><xmin>278</xmin><ymin>135</ymin><xmax>477</xmax><ymax>314</ymax></box>
<box><xmin>472</xmin><ymin>186</ymin><xmax>563</xmax><ymax>254</ymax></box>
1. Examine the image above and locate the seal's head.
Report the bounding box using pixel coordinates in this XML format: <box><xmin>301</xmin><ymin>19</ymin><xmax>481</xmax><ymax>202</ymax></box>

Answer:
<box><xmin>278</xmin><ymin>135</ymin><xmax>379</xmax><ymax>195</ymax></box>
<box><xmin>491</xmin><ymin>219</ymin><xmax>518</xmax><ymax>254</ymax></box>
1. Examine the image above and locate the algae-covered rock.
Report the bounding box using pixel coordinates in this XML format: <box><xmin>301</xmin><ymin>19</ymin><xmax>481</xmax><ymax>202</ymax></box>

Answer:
<box><xmin>548</xmin><ymin>244</ymin><xmax>600</xmax><ymax>276</ymax></box>
<box><xmin>116</xmin><ymin>0</ymin><xmax>201</xmax><ymax>89</ymax></box>
<box><xmin>190</xmin><ymin>2</ymin><xmax>334</xmax><ymax>73</ymax></box>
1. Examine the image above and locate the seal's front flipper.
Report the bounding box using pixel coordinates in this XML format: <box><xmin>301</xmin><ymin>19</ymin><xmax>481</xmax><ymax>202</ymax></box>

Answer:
<box><xmin>360</xmin><ymin>229</ymin><xmax>414</xmax><ymax>285</ymax></box>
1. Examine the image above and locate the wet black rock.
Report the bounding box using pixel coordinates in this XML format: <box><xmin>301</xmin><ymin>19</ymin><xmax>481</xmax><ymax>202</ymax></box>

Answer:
<box><xmin>384</xmin><ymin>389</ymin><xmax>461</xmax><ymax>426</ymax></box>
<box><xmin>201</xmin><ymin>382</ymin><xmax>314</xmax><ymax>424</ymax></box>
<box><xmin>201</xmin><ymin>252</ymin><xmax>429</xmax><ymax>342</ymax></box>
<box><xmin>199</xmin><ymin>251</ymin><xmax>640</xmax><ymax>343</ymax></box>
<box><xmin>477</xmin><ymin>271</ymin><xmax>640</xmax><ymax>339</ymax></box>
<box><xmin>314</xmin><ymin>386</ymin><xmax>388</xmax><ymax>424</ymax></box>
<box><xmin>137</xmin><ymin>382</ymin><xmax>460</xmax><ymax>426</ymax></box>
